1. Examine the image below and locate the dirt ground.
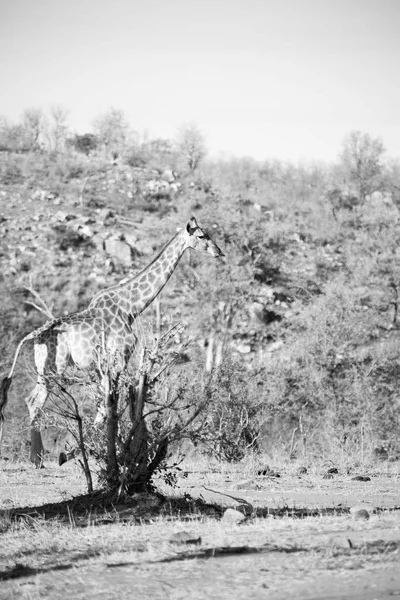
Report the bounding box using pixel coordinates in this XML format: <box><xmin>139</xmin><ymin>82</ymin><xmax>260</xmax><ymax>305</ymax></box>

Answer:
<box><xmin>0</xmin><ymin>459</ymin><xmax>400</xmax><ymax>600</ymax></box>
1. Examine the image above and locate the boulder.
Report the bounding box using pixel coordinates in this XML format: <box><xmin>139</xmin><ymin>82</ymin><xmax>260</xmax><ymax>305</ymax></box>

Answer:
<box><xmin>104</xmin><ymin>238</ymin><xmax>132</xmax><ymax>266</ymax></box>
<box><xmin>222</xmin><ymin>508</ymin><xmax>246</xmax><ymax>524</ymax></box>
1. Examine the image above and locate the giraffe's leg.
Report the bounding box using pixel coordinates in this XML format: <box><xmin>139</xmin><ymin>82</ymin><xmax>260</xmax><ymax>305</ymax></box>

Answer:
<box><xmin>25</xmin><ymin>375</ymin><xmax>49</xmax><ymax>466</ymax></box>
<box><xmin>94</xmin><ymin>372</ymin><xmax>109</xmax><ymax>426</ymax></box>
<box><xmin>26</xmin><ymin>342</ymin><xmax>53</xmax><ymax>467</ymax></box>
<box><xmin>60</xmin><ymin>372</ymin><xmax>109</xmax><ymax>466</ymax></box>
<box><xmin>59</xmin><ymin>375</ymin><xmax>108</xmax><ymax>466</ymax></box>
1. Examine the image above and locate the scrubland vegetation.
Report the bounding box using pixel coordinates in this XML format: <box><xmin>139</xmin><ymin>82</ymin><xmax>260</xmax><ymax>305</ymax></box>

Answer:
<box><xmin>1</xmin><ymin>106</ymin><xmax>400</xmax><ymax>490</ymax></box>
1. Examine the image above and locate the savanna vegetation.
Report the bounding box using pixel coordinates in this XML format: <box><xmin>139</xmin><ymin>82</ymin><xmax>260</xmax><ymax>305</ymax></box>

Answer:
<box><xmin>1</xmin><ymin>106</ymin><xmax>400</xmax><ymax>494</ymax></box>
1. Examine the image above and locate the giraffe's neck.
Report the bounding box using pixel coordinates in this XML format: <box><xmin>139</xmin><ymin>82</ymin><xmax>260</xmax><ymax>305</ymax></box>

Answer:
<box><xmin>90</xmin><ymin>230</ymin><xmax>188</xmax><ymax>317</ymax></box>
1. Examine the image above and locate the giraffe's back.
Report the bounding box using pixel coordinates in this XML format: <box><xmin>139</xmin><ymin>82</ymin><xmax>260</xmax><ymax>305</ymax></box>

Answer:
<box><xmin>33</xmin><ymin>307</ymin><xmax>136</xmax><ymax>374</ymax></box>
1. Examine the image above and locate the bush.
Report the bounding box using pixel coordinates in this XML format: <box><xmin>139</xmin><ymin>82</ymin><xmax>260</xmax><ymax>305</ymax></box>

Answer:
<box><xmin>51</xmin><ymin>155</ymin><xmax>88</xmax><ymax>181</ymax></box>
<box><xmin>189</xmin><ymin>354</ymin><xmax>265</xmax><ymax>462</ymax></box>
<box><xmin>0</xmin><ymin>157</ymin><xmax>24</xmax><ymax>184</ymax></box>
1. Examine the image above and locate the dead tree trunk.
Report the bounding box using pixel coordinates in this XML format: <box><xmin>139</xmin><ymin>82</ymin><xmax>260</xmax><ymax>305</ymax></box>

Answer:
<box><xmin>121</xmin><ymin>346</ymin><xmax>170</xmax><ymax>493</ymax></box>
<box><xmin>122</xmin><ymin>347</ymin><xmax>150</xmax><ymax>492</ymax></box>
<box><xmin>30</xmin><ymin>424</ymin><xmax>45</xmax><ymax>467</ymax></box>
<box><xmin>106</xmin><ymin>375</ymin><xmax>119</xmax><ymax>489</ymax></box>
<box><xmin>125</xmin><ymin>380</ymin><xmax>149</xmax><ymax>492</ymax></box>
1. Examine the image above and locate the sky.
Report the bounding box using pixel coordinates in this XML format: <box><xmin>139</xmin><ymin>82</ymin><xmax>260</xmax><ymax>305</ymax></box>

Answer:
<box><xmin>1</xmin><ymin>0</ymin><xmax>400</xmax><ymax>163</ymax></box>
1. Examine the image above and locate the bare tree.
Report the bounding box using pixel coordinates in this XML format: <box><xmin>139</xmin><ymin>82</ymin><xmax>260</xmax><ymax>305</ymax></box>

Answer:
<box><xmin>0</xmin><ymin>116</ymin><xmax>13</xmax><ymax>151</ymax></box>
<box><xmin>339</xmin><ymin>131</ymin><xmax>385</xmax><ymax>203</ymax></box>
<box><xmin>45</xmin><ymin>320</ymin><xmax>207</xmax><ymax>496</ymax></box>
<box><xmin>48</xmin><ymin>105</ymin><xmax>70</xmax><ymax>152</ymax></box>
<box><xmin>92</xmin><ymin>107</ymin><xmax>133</xmax><ymax>162</ymax></box>
<box><xmin>176</xmin><ymin>123</ymin><xmax>207</xmax><ymax>171</ymax></box>
<box><xmin>21</xmin><ymin>108</ymin><xmax>47</xmax><ymax>151</ymax></box>
<box><xmin>0</xmin><ymin>117</ymin><xmax>28</xmax><ymax>152</ymax></box>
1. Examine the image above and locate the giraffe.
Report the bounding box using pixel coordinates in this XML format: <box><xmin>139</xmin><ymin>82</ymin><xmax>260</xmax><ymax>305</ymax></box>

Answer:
<box><xmin>0</xmin><ymin>217</ymin><xmax>224</xmax><ymax>465</ymax></box>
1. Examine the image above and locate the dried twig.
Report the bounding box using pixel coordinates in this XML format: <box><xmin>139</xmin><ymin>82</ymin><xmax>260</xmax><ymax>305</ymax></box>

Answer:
<box><xmin>24</xmin><ymin>279</ymin><xmax>55</xmax><ymax>320</ymax></box>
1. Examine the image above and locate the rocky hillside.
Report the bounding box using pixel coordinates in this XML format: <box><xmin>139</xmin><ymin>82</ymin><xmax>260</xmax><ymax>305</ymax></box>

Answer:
<box><xmin>1</xmin><ymin>149</ymin><xmax>400</xmax><ymax>460</ymax></box>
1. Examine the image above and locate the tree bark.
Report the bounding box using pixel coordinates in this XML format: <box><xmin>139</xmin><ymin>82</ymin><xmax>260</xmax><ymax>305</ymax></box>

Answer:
<box><xmin>125</xmin><ymin>370</ymin><xmax>149</xmax><ymax>492</ymax></box>
<box><xmin>30</xmin><ymin>424</ymin><xmax>44</xmax><ymax>467</ymax></box>
<box><xmin>106</xmin><ymin>376</ymin><xmax>119</xmax><ymax>488</ymax></box>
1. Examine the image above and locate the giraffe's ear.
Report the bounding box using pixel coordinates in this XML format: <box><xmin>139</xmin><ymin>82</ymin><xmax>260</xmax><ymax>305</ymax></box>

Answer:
<box><xmin>186</xmin><ymin>216</ymin><xmax>198</xmax><ymax>234</ymax></box>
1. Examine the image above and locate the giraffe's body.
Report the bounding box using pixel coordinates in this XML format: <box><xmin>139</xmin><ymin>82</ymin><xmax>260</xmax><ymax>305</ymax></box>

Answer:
<box><xmin>24</xmin><ymin>307</ymin><xmax>136</xmax><ymax>377</ymax></box>
<box><xmin>0</xmin><ymin>218</ymin><xmax>223</xmax><ymax>464</ymax></box>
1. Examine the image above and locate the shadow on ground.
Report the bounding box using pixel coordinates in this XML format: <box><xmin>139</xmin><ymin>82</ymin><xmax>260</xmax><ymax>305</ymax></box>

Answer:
<box><xmin>2</xmin><ymin>487</ymin><xmax>400</xmax><ymax>530</ymax></box>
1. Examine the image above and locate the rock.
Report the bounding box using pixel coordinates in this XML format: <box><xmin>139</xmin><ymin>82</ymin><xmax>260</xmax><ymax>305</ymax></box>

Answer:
<box><xmin>235</xmin><ymin>479</ymin><xmax>254</xmax><ymax>490</ymax></box>
<box><xmin>98</xmin><ymin>208</ymin><xmax>115</xmax><ymax>223</ymax></box>
<box><xmin>257</xmin><ymin>466</ymin><xmax>280</xmax><ymax>477</ymax></box>
<box><xmin>234</xmin><ymin>343</ymin><xmax>252</xmax><ymax>354</ymax></box>
<box><xmin>297</xmin><ymin>466</ymin><xmax>307</xmax><ymax>475</ymax></box>
<box><xmin>32</xmin><ymin>189</ymin><xmax>47</xmax><ymax>201</ymax></box>
<box><xmin>373</xmin><ymin>446</ymin><xmax>389</xmax><ymax>461</ymax></box>
<box><xmin>135</xmin><ymin>238</ymin><xmax>156</xmax><ymax>256</ymax></box>
<box><xmin>169</xmin><ymin>531</ymin><xmax>202</xmax><ymax>545</ymax></box>
<box><xmin>266</xmin><ymin>340</ymin><xmax>284</xmax><ymax>353</ymax></box>
<box><xmin>124</xmin><ymin>232</ymin><xmax>139</xmax><ymax>248</ymax></box>
<box><xmin>55</xmin><ymin>211</ymin><xmax>69</xmax><ymax>222</ymax></box>
<box><xmin>92</xmin><ymin>233</ymin><xmax>107</xmax><ymax>250</ymax></box>
<box><xmin>257</xmin><ymin>465</ymin><xmax>271</xmax><ymax>476</ymax></box>
<box><xmin>104</xmin><ymin>238</ymin><xmax>132</xmax><ymax>265</ymax></box>
<box><xmin>222</xmin><ymin>508</ymin><xmax>246</xmax><ymax>524</ymax></box>
<box><xmin>77</xmin><ymin>225</ymin><xmax>94</xmax><ymax>238</ymax></box>
<box><xmin>327</xmin><ymin>467</ymin><xmax>339</xmax><ymax>474</ymax></box>
<box><xmin>350</xmin><ymin>505</ymin><xmax>371</xmax><ymax>520</ymax></box>
<box><xmin>351</xmin><ymin>475</ymin><xmax>371</xmax><ymax>482</ymax></box>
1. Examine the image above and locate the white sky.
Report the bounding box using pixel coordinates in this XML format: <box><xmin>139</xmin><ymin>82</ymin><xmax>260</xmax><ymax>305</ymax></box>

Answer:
<box><xmin>1</xmin><ymin>0</ymin><xmax>399</xmax><ymax>162</ymax></box>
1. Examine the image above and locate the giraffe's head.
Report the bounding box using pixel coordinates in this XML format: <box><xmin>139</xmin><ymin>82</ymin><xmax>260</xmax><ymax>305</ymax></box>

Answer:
<box><xmin>185</xmin><ymin>217</ymin><xmax>224</xmax><ymax>257</ymax></box>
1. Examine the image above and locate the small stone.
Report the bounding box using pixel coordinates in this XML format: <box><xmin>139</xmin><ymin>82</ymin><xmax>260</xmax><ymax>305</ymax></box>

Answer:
<box><xmin>98</xmin><ymin>208</ymin><xmax>115</xmax><ymax>223</ymax></box>
<box><xmin>257</xmin><ymin>465</ymin><xmax>271</xmax><ymax>476</ymax></box>
<box><xmin>222</xmin><ymin>508</ymin><xmax>246</xmax><ymax>524</ymax></box>
<box><xmin>350</xmin><ymin>505</ymin><xmax>371</xmax><ymax>520</ymax></box>
<box><xmin>123</xmin><ymin>232</ymin><xmax>138</xmax><ymax>247</ymax></box>
<box><xmin>55</xmin><ymin>211</ymin><xmax>69</xmax><ymax>222</ymax></box>
<box><xmin>351</xmin><ymin>475</ymin><xmax>371</xmax><ymax>482</ymax></box>
<box><xmin>78</xmin><ymin>225</ymin><xmax>94</xmax><ymax>238</ymax></box>
<box><xmin>169</xmin><ymin>531</ymin><xmax>202</xmax><ymax>545</ymax></box>
<box><xmin>235</xmin><ymin>479</ymin><xmax>254</xmax><ymax>490</ymax></box>
<box><xmin>235</xmin><ymin>343</ymin><xmax>252</xmax><ymax>354</ymax></box>
<box><xmin>373</xmin><ymin>446</ymin><xmax>389</xmax><ymax>461</ymax></box>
